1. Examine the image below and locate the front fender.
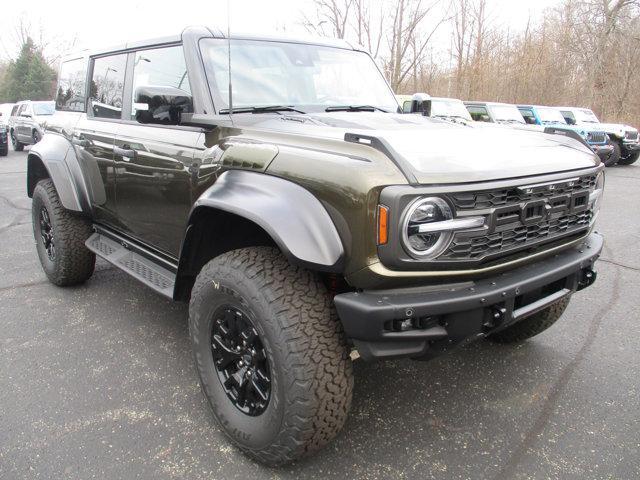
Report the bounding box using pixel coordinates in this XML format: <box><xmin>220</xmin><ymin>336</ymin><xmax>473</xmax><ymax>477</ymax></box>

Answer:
<box><xmin>188</xmin><ymin>170</ymin><xmax>345</xmax><ymax>271</ymax></box>
<box><xmin>28</xmin><ymin>133</ymin><xmax>91</xmax><ymax>212</ymax></box>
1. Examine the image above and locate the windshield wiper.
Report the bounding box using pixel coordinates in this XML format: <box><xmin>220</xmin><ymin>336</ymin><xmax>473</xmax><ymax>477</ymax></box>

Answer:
<box><xmin>218</xmin><ymin>105</ymin><xmax>306</xmax><ymax>114</ymax></box>
<box><xmin>325</xmin><ymin>105</ymin><xmax>389</xmax><ymax>113</ymax></box>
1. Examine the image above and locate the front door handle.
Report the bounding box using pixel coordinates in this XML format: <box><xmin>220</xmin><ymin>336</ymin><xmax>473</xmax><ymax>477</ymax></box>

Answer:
<box><xmin>114</xmin><ymin>145</ymin><xmax>136</xmax><ymax>161</ymax></box>
<box><xmin>72</xmin><ymin>136</ymin><xmax>90</xmax><ymax>147</ymax></box>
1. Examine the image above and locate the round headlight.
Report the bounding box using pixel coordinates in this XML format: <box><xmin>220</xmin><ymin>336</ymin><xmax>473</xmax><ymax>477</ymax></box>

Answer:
<box><xmin>402</xmin><ymin>197</ymin><xmax>453</xmax><ymax>258</ymax></box>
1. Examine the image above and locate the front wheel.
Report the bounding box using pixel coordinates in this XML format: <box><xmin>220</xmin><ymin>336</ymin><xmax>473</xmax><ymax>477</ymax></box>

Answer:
<box><xmin>189</xmin><ymin>247</ymin><xmax>353</xmax><ymax>465</ymax></box>
<box><xmin>487</xmin><ymin>296</ymin><xmax>570</xmax><ymax>344</ymax></box>
<box><xmin>604</xmin><ymin>140</ymin><xmax>620</xmax><ymax>166</ymax></box>
<box><xmin>618</xmin><ymin>150</ymin><xmax>639</xmax><ymax>165</ymax></box>
<box><xmin>32</xmin><ymin>179</ymin><xmax>95</xmax><ymax>286</ymax></box>
<box><xmin>11</xmin><ymin>130</ymin><xmax>24</xmax><ymax>151</ymax></box>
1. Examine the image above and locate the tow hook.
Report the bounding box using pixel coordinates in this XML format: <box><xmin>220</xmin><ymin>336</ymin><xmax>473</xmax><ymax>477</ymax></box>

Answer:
<box><xmin>578</xmin><ymin>268</ymin><xmax>597</xmax><ymax>291</ymax></box>
<box><xmin>484</xmin><ymin>306</ymin><xmax>507</xmax><ymax>330</ymax></box>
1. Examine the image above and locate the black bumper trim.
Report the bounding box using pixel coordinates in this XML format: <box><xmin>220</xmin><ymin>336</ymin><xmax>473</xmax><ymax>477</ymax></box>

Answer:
<box><xmin>335</xmin><ymin>233</ymin><xmax>603</xmax><ymax>361</ymax></box>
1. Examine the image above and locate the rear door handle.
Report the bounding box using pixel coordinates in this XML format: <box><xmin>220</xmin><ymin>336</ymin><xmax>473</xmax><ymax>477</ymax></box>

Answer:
<box><xmin>114</xmin><ymin>145</ymin><xmax>136</xmax><ymax>161</ymax></box>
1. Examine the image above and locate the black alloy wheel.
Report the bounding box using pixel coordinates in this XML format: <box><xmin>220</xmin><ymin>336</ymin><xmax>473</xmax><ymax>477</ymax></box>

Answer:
<box><xmin>39</xmin><ymin>206</ymin><xmax>55</xmax><ymax>260</ymax></box>
<box><xmin>210</xmin><ymin>305</ymin><xmax>271</xmax><ymax>416</ymax></box>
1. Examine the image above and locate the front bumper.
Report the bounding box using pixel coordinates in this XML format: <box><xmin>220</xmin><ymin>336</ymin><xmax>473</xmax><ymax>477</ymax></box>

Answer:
<box><xmin>334</xmin><ymin>233</ymin><xmax>603</xmax><ymax>361</ymax></box>
<box><xmin>592</xmin><ymin>143</ymin><xmax>613</xmax><ymax>160</ymax></box>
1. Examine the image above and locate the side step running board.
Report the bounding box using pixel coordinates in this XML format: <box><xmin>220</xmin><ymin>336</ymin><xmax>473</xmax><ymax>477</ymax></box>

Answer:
<box><xmin>86</xmin><ymin>232</ymin><xmax>176</xmax><ymax>299</ymax></box>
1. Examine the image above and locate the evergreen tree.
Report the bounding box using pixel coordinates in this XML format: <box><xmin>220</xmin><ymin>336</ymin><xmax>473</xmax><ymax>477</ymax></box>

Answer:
<box><xmin>0</xmin><ymin>37</ymin><xmax>56</xmax><ymax>103</ymax></box>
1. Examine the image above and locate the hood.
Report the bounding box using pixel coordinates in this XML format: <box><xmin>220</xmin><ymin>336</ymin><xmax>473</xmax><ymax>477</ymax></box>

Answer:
<box><xmin>232</xmin><ymin>112</ymin><xmax>599</xmax><ymax>184</ymax></box>
<box><xmin>591</xmin><ymin>122</ymin><xmax>638</xmax><ymax>135</ymax></box>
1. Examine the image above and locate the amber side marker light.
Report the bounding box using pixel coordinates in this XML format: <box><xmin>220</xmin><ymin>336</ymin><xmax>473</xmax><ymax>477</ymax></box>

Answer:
<box><xmin>377</xmin><ymin>205</ymin><xmax>389</xmax><ymax>245</ymax></box>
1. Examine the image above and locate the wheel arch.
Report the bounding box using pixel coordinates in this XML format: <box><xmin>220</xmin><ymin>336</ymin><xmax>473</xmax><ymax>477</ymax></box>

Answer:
<box><xmin>173</xmin><ymin>170</ymin><xmax>345</xmax><ymax>301</ymax></box>
<box><xmin>27</xmin><ymin>134</ymin><xmax>91</xmax><ymax>213</ymax></box>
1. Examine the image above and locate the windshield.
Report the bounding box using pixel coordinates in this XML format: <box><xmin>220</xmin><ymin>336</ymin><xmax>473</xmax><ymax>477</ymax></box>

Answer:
<box><xmin>200</xmin><ymin>39</ymin><xmax>399</xmax><ymax>113</ymax></box>
<box><xmin>32</xmin><ymin>101</ymin><xmax>55</xmax><ymax>116</ymax></box>
<box><xmin>575</xmin><ymin>109</ymin><xmax>600</xmax><ymax>124</ymax></box>
<box><xmin>537</xmin><ymin>107</ymin><xmax>567</xmax><ymax>124</ymax></box>
<box><xmin>431</xmin><ymin>99</ymin><xmax>472</xmax><ymax>120</ymax></box>
<box><xmin>490</xmin><ymin>104</ymin><xmax>525</xmax><ymax>123</ymax></box>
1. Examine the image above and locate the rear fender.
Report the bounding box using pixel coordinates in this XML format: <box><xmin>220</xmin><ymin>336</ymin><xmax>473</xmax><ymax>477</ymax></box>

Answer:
<box><xmin>28</xmin><ymin>133</ymin><xmax>91</xmax><ymax>212</ymax></box>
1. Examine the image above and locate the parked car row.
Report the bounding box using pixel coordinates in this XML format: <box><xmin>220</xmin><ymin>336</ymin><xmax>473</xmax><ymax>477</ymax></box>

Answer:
<box><xmin>0</xmin><ymin>100</ymin><xmax>56</xmax><ymax>153</ymax></box>
<box><xmin>397</xmin><ymin>94</ymin><xmax>640</xmax><ymax>166</ymax></box>
<box><xmin>0</xmin><ymin>103</ymin><xmax>12</xmax><ymax>156</ymax></box>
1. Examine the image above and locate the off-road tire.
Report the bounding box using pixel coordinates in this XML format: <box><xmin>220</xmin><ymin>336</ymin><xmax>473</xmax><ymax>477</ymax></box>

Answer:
<box><xmin>32</xmin><ymin>179</ymin><xmax>95</xmax><ymax>286</ymax></box>
<box><xmin>487</xmin><ymin>296</ymin><xmax>571</xmax><ymax>344</ymax></box>
<box><xmin>605</xmin><ymin>140</ymin><xmax>621</xmax><ymax>166</ymax></box>
<box><xmin>618</xmin><ymin>150</ymin><xmax>639</xmax><ymax>165</ymax></box>
<box><xmin>189</xmin><ymin>247</ymin><xmax>353</xmax><ymax>466</ymax></box>
<box><xmin>0</xmin><ymin>146</ymin><xmax>7</xmax><ymax>156</ymax></box>
<box><xmin>11</xmin><ymin>130</ymin><xmax>24</xmax><ymax>152</ymax></box>
<box><xmin>602</xmin><ymin>140</ymin><xmax>619</xmax><ymax>167</ymax></box>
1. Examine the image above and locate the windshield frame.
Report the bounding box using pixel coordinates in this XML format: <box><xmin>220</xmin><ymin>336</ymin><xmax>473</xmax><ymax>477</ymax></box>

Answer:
<box><xmin>430</xmin><ymin>98</ymin><xmax>472</xmax><ymax>121</ymax></box>
<box><xmin>489</xmin><ymin>104</ymin><xmax>526</xmax><ymax>124</ymax></box>
<box><xmin>536</xmin><ymin>106</ymin><xmax>567</xmax><ymax>124</ymax></box>
<box><xmin>199</xmin><ymin>38</ymin><xmax>400</xmax><ymax>114</ymax></box>
<box><xmin>32</xmin><ymin>101</ymin><xmax>55</xmax><ymax>116</ymax></box>
<box><xmin>575</xmin><ymin>108</ymin><xmax>600</xmax><ymax>124</ymax></box>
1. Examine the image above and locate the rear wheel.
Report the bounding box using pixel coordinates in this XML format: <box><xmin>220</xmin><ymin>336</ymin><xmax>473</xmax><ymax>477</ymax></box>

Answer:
<box><xmin>0</xmin><ymin>145</ymin><xmax>7</xmax><ymax>156</ymax></box>
<box><xmin>11</xmin><ymin>130</ymin><xmax>24</xmax><ymax>151</ymax></box>
<box><xmin>618</xmin><ymin>150</ymin><xmax>639</xmax><ymax>165</ymax></box>
<box><xmin>487</xmin><ymin>296</ymin><xmax>571</xmax><ymax>344</ymax></box>
<box><xmin>32</xmin><ymin>179</ymin><xmax>95</xmax><ymax>286</ymax></box>
<box><xmin>189</xmin><ymin>247</ymin><xmax>353</xmax><ymax>465</ymax></box>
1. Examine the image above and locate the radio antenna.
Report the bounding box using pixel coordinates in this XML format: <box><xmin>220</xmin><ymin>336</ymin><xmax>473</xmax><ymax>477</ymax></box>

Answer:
<box><xmin>227</xmin><ymin>0</ymin><xmax>234</xmax><ymax>125</ymax></box>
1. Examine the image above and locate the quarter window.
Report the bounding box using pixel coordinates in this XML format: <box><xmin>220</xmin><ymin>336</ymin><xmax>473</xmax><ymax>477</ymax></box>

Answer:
<box><xmin>130</xmin><ymin>46</ymin><xmax>192</xmax><ymax>121</ymax></box>
<box><xmin>89</xmin><ymin>54</ymin><xmax>127</xmax><ymax>119</ymax></box>
<box><xmin>56</xmin><ymin>58</ymin><xmax>87</xmax><ymax>112</ymax></box>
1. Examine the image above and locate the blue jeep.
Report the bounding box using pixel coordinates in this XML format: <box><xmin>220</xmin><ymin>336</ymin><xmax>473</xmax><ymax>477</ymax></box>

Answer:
<box><xmin>517</xmin><ymin>105</ymin><xmax>613</xmax><ymax>165</ymax></box>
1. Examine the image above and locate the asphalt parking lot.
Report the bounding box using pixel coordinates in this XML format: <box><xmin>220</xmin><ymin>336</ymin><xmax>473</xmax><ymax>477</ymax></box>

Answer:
<box><xmin>1</xmin><ymin>147</ymin><xmax>639</xmax><ymax>480</ymax></box>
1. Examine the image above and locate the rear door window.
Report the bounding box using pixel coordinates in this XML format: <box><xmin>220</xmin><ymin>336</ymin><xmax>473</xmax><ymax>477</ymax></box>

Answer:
<box><xmin>89</xmin><ymin>54</ymin><xmax>128</xmax><ymax>119</ymax></box>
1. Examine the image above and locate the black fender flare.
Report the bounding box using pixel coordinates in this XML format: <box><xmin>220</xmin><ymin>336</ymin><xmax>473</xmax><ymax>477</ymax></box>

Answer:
<box><xmin>181</xmin><ymin>170</ymin><xmax>345</xmax><ymax>273</ymax></box>
<box><xmin>27</xmin><ymin>133</ymin><xmax>91</xmax><ymax>213</ymax></box>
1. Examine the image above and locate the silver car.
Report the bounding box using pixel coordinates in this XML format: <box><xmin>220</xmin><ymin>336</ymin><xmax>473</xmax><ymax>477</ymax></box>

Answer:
<box><xmin>8</xmin><ymin>100</ymin><xmax>55</xmax><ymax>151</ymax></box>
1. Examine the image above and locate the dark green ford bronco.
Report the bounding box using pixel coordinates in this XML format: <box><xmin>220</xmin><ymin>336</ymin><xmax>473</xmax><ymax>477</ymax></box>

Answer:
<box><xmin>28</xmin><ymin>27</ymin><xmax>604</xmax><ymax>465</ymax></box>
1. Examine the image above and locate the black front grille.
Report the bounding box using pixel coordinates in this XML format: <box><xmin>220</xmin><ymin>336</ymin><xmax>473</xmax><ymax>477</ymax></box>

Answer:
<box><xmin>587</xmin><ymin>131</ymin><xmax>606</xmax><ymax>144</ymax></box>
<box><xmin>448</xmin><ymin>174</ymin><xmax>596</xmax><ymax>211</ymax></box>
<box><xmin>437</xmin><ymin>172</ymin><xmax>598</xmax><ymax>264</ymax></box>
<box><xmin>440</xmin><ymin>209</ymin><xmax>592</xmax><ymax>261</ymax></box>
<box><xmin>625</xmin><ymin>130</ymin><xmax>639</xmax><ymax>141</ymax></box>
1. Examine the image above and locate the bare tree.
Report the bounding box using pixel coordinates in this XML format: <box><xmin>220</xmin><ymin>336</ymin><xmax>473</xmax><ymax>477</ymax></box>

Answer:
<box><xmin>386</xmin><ymin>0</ymin><xmax>450</xmax><ymax>91</ymax></box>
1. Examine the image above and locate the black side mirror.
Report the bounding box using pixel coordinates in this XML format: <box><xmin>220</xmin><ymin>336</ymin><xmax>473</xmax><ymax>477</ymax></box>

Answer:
<box><xmin>134</xmin><ymin>85</ymin><xmax>193</xmax><ymax>125</ymax></box>
<box><xmin>409</xmin><ymin>93</ymin><xmax>432</xmax><ymax>116</ymax></box>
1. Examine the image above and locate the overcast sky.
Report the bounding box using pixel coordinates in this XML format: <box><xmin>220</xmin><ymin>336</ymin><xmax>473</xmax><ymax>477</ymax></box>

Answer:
<box><xmin>0</xmin><ymin>0</ymin><xmax>561</xmax><ymax>61</ymax></box>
